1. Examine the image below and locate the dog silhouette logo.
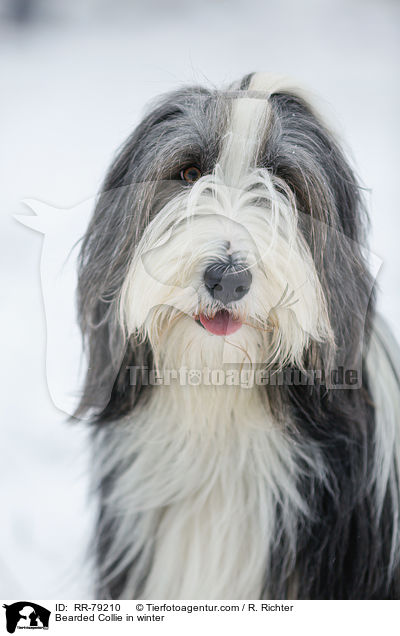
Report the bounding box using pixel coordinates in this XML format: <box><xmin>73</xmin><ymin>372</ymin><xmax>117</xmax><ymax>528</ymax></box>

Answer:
<box><xmin>2</xmin><ymin>602</ymin><xmax>50</xmax><ymax>633</ymax></box>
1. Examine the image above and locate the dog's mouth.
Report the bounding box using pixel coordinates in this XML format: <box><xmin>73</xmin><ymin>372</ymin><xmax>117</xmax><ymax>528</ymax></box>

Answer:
<box><xmin>195</xmin><ymin>309</ymin><xmax>242</xmax><ymax>336</ymax></box>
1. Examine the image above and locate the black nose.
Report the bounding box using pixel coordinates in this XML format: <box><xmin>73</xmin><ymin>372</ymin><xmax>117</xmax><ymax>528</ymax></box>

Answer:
<box><xmin>204</xmin><ymin>261</ymin><xmax>252</xmax><ymax>304</ymax></box>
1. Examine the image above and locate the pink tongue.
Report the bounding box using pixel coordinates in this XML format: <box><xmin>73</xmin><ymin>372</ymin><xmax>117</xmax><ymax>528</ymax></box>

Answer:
<box><xmin>199</xmin><ymin>310</ymin><xmax>242</xmax><ymax>336</ymax></box>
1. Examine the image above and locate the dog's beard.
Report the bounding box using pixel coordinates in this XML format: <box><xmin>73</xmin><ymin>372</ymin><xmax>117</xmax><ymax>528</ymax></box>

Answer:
<box><xmin>120</xmin><ymin>166</ymin><xmax>334</xmax><ymax>372</ymax></box>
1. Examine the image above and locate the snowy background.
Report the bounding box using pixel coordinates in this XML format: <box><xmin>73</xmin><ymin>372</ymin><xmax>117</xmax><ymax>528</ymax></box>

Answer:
<box><xmin>1</xmin><ymin>0</ymin><xmax>399</xmax><ymax>599</ymax></box>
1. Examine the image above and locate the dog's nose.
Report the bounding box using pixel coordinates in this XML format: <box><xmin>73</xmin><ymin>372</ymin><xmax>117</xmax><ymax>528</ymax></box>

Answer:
<box><xmin>204</xmin><ymin>261</ymin><xmax>252</xmax><ymax>304</ymax></box>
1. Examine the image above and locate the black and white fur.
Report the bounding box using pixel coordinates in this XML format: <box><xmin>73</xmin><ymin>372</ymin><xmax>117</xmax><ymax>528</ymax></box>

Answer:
<box><xmin>77</xmin><ymin>73</ymin><xmax>400</xmax><ymax>599</ymax></box>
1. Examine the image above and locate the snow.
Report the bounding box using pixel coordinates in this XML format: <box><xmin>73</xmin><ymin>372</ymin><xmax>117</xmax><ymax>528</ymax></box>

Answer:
<box><xmin>1</xmin><ymin>0</ymin><xmax>399</xmax><ymax>599</ymax></box>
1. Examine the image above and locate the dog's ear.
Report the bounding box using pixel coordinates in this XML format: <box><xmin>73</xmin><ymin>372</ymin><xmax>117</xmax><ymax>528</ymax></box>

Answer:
<box><xmin>268</xmin><ymin>91</ymin><xmax>367</xmax><ymax>241</ymax></box>
<box><xmin>267</xmin><ymin>92</ymin><xmax>376</xmax><ymax>375</ymax></box>
<box><xmin>75</xmin><ymin>129</ymin><xmax>156</xmax><ymax>421</ymax></box>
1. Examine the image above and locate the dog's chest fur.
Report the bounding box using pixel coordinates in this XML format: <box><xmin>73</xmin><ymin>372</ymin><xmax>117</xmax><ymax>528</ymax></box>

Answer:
<box><xmin>100</xmin><ymin>384</ymin><xmax>306</xmax><ymax>599</ymax></box>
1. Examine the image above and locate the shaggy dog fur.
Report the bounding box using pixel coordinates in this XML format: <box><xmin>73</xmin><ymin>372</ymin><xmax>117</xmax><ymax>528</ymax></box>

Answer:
<box><xmin>76</xmin><ymin>73</ymin><xmax>400</xmax><ymax>599</ymax></box>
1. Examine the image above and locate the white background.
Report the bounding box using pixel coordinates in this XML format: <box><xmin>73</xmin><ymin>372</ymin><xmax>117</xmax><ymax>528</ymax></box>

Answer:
<box><xmin>1</xmin><ymin>0</ymin><xmax>399</xmax><ymax>599</ymax></box>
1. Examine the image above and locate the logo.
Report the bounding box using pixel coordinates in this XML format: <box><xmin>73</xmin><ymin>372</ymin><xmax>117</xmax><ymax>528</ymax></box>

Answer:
<box><xmin>2</xmin><ymin>603</ymin><xmax>51</xmax><ymax>633</ymax></box>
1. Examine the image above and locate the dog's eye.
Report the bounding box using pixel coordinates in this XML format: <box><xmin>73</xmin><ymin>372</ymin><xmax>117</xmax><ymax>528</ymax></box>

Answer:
<box><xmin>180</xmin><ymin>166</ymin><xmax>202</xmax><ymax>183</ymax></box>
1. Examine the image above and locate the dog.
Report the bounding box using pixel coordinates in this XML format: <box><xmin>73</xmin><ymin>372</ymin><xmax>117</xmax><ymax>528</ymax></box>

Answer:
<box><xmin>76</xmin><ymin>72</ymin><xmax>400</xmax><ymax>599</ymax></box>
